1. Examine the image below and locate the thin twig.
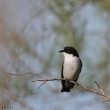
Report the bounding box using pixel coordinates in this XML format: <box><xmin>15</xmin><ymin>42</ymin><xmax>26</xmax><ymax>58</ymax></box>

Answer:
<box><xmin>94</xmin><ymin>81</ymin><xmax>104</xmax><ymax>95</ymax></box>
<box><xmin>32</xmin><ymin>78</ymin><xmax>64</xmax><ymax>82</ymax></box>
<box><xmin>8</xmin><ymin>72</ymin><xmax>46</xmax><ymax>79</ymax></box>
<box><xmin>8</xmin><ymin>72</ymin><xmax>39</xmax><ymax>76</ymax></box>
<box><xmin>37</xmin><ymin>81</ymin><xmax>47</xmax><ymax>89</ymax></box>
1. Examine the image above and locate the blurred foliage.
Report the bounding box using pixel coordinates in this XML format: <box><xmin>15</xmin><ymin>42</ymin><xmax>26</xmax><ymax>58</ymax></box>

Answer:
<box><xmin>47</xmin><ymin>0</ymin><xmax>85</xmax><ymax>51</ymax></box>
<box><xmin>46</xmin><ymin>0</ymin><xmax>110</xmax><ymax>95</ymax></box>
<box><xmin>93</xmin><ymin>0</ymin><xmax>110</xmax><ymax>11</ymax></box>
<box><xmin>0</xmin><ymin>0</ymin><xmax>110</xmax><ymax>109</ymax></box>
<box><xmin>0</xmin><ymin>32</ymin><xmax>36</xmax><ymax>106</ymax></box>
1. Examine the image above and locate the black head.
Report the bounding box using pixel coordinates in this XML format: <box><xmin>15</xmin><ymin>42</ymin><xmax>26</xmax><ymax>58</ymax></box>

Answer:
<box><xmin>59</xmin><ymin>46</ymin><xmax>79</xmax><ymax>57</ymax></box>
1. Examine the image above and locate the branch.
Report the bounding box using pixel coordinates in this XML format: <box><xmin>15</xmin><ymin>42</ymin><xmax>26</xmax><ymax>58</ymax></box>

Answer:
<box><xmin>32</xmin><ymin>78</ymin><xmax>110</xmax><ymax>102</ymax></box>
<box><xmin>8</xmin><ymin>73</ymin><xmax>110</xmax><ymax>102</ymax></box>
<box><xmin>8</xmin><ymin>72</ymin><xmax>46</xmax><ymax>79</ymax></box>
<box><xmin>8</xmin><ymin>72</ymin><xmax>41</xmax><ymax>76</ymax></box>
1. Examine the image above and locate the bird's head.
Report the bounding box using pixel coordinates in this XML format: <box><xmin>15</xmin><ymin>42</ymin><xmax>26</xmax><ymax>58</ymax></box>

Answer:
<box><xmin>59</xmin><ymin>46</ymin><xmax>79</xmax><ymax>57</ymax></box>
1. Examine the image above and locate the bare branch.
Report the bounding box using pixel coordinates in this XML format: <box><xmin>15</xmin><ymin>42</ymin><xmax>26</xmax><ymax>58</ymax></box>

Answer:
<box><xmin>8</xmin><ymin>73</ymin><xmax>110</xmax><ymax>102</ymax></box>
<box><xmin>32</xmin><ymin>78</ymin><xmax>64</xmax><ymax>82</ymax></box>
<box><xmin>8</xmin><ymin>72</ymin><xmax>39</xmax><ymax>76</ymax></box>
<box><xmin>33</xmin><ymin>77</ymin><xmax>110</xmax><ymax>102</ymax></box>
<box><xmin>8</xmin><ymin>72</ymin><xmax>46</xmax><ymax>78</ymax></box>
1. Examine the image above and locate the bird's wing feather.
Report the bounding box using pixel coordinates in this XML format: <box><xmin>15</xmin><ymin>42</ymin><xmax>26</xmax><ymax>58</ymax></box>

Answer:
<box><xmin>72</xmin><ymin>58</ymin><xmax>82</xmax><ymax>82</ymax></box>
<box><xmin>61</xmin><ymin>64</ymin><xmax>65</xmax><ymax>87</ymax></box>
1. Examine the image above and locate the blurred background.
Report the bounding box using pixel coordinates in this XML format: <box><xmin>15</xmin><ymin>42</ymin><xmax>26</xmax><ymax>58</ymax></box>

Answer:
<box><xmin>0</xmin><ymin>0</ymin><xmax>110</xmax><ymax>110</ymax></box>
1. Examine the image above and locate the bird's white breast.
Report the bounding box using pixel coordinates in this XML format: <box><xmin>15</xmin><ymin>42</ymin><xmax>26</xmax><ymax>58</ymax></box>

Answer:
<box><xmin>63</xmin><ymin>53</ymin><xmax>80</xmax><ymax>80</ymax></box>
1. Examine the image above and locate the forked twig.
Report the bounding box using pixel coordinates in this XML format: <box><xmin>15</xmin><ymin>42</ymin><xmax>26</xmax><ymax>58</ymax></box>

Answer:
<box><xmin>37</xmin><ymin>81</ymin><xmax>47</xmax><ymax>89</ymax></box>
<box><xmin>94</xmin><ymin>81</ymin><xmax>104</xmax><ymax>95</ymax></box>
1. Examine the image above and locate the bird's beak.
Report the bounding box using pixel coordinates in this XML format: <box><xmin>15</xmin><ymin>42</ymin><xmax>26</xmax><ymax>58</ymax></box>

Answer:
<box><xmin>58</xmin><ymin>49</ymin><xmax>64</xmax><ymax>52</ymax></box>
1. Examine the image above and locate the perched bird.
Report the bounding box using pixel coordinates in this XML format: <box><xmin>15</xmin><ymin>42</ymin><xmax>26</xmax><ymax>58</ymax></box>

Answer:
<box><xmin>59</xmin><ymin>46</ymin><xmax>82</xmax><ymax>92</ymax></box>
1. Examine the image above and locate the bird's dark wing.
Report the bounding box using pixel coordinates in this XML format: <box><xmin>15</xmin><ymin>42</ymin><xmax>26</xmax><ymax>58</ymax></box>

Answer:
<box><xmin>61</xmin><ymin>64</ymin><xmax>70</xmax><ymax>92</ymax></box>
<box><xmin>61</xmin><ymin>64</ymin><xmax>65</xmax><ymax>87</ymax></box>
<box><xmin>66</xmin><ymin>58</ymin><xmax>82</xmax><ymax>90</ymax></box>
<box><xmin>73</xmin><ymin>58</ymin><xmax>82</xmax><ymax>82</ymax></box>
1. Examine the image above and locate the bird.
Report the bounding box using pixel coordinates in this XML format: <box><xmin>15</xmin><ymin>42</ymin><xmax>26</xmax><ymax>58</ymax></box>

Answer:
<box><xmin>59</xmin><ymin>46</ymin><xmax>82</xmax><ymax>92</ymax></box>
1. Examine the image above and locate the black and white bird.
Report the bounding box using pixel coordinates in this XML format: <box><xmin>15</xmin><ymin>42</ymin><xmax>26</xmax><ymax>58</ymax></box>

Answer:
<box><xmin>59</xmin><ymin>46</ymin><xmax>82</xmax><ymax>92</ymax></box>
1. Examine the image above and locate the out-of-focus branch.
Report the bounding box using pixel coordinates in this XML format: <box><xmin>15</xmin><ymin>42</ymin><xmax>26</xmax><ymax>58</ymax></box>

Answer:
<box><xmin>8</xmin><ymin>72</ymin><xmax>46</xmax><ymax>79</ymax></box>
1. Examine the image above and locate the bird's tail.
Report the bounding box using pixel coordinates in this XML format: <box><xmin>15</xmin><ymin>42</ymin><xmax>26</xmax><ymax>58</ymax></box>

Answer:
<box><xmin>61</xmin><ymin>82</ymin><xmax>75</xmax><ymax>92</ymax></box>
<box><xmin>61</xmin><ymin>87</ymin><xmax>70</xmax><ymax>92</ymax></box>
